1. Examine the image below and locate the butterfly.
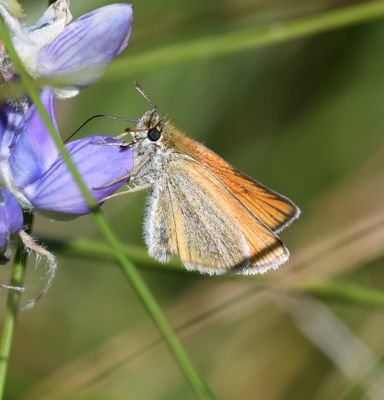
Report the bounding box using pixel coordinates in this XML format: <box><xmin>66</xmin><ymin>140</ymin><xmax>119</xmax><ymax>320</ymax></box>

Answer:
<box><xmin>103</xmin><ymin>85</ymin><xmax>300</xmax><ymax>275</ymax></box>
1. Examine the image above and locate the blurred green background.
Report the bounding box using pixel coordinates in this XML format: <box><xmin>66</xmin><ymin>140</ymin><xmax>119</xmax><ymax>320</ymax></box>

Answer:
<box><xmin>1</xmin><ymin>0</ymin><xmax>384</xmax><ymax>399</ymax></box>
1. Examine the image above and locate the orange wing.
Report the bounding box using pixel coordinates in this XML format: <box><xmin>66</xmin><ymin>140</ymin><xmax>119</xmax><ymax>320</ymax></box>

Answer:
<box><xmin>180</xmin><ymin>136</ymin><xmax>300</xmax><ymax>233</ymax></box>
<box><xmin>157</xmin><ymin>155</ymin><xmax>289</xmax><ymax>274</ymax></box>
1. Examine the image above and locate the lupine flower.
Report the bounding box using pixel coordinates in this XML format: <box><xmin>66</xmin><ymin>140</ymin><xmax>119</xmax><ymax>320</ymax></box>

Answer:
<box><xmin>0</xmin><ymin>2</ymin><xmax>134</xmax><ymax>306</ymax></box>
<box><xmin>0</xmin><ymin>88</ymin><xmax>133</xmax><ymax>306</ymax></box>
<box><xmin>0</xmin><ymin>0</ymin><xmax>133</xmax><ymax>98</ymax></box>
<box><xmin>0</xmin><ymin>87</ymin><xmax>134</xmax><ymax>218</ymax></box>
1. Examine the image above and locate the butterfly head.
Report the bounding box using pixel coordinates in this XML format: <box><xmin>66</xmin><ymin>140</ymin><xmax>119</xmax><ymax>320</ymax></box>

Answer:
<box><xmin>130</xmin><ymin>108</ymin><xmax>184</xmax><ymax>155</ymax></box>
<box><xmin>129</xmin><ymin>84</ymin><xmax>186</xmax><ymax>154</ymax></box>
<box><xmin>133</xmin><ymin>108</ymin><xmax>164</xmax><ymax>143</ymax></box>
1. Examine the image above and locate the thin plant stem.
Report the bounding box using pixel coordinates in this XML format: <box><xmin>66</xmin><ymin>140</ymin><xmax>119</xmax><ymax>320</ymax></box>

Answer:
<box><xmin>0</xmin><ymin>16</ymin><xmax>214</xmax><ymax>400</ymax></box>
<box><xmin>0</xmin><ymin>212</ymin><xmax>33</xmax><ymax>399</ymax></box>
<box><xmin>41</xmin><ymin>237</ymin><xmax>183</xmax><ymax>272</ymax></box>
<box><xmin>37</xmin><ymin>236</ymin><xmax>384</xmax><ymax>308</ymax></box>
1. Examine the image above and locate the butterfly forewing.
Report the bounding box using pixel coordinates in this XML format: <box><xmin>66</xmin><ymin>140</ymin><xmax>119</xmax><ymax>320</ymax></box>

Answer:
<box><xmin>180</xmin><ymin>137</ymin><xmax>300</xmax><ymax>233</ymax></box>
<box><xmin>144</xmin><ymin>154</ymin><xmax>289</xmax><ymax>274</ymax></box>
<box><xmin>145</xmin><ymin>161</ymin><xmax>247</xmax><ymax>272</ymax></box>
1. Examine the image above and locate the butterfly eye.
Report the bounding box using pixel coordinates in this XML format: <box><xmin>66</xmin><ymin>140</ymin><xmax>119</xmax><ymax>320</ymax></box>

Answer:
<box><xmin>147</xmin><ymin>127</ymin><xmax>161</xmax><ymax>142</ymax></box>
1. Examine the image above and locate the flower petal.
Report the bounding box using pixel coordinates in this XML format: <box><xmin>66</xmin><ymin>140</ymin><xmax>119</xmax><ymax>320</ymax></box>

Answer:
<box><xmin>0</xmin><ymin>188</ymin><xmax>23</xmax><ymax>258</ymax></box>
<box><xmin>24</xmin><ymin>136</ymin><xmax>133</xmax><ymax>215</ymax></box>
<box><xmin>27</xmin><ymin>0</ymin><xmax>71</xmax><ymax>35</ymax></box>
<box><xmin>36</xmin><ymin>4</ymin><xmax>133</xmax><ymax>94</ymax></box>
<box><xmin>1</xmin><ymin>0</ymin><xmax>72</xmax><ymax>74</ymax></box>
<box><xmin>0</xmin><ymin>187</ymin><xmax>23</xmax><ymax>232</ymax></box>
<box><xmin>0</xmin><ymin>0</ymin><xmax>23</xmax><ymax>18</ymax></box>
<box><xmin>9</xmin><ymin>87</ymin><xmax>60</xmax><ymax>189</ymax></box>
<box><xmin>0</xmin><ymin>101</ymin><xmax>25</xmax><ymax>159</ymax></box>
<box><xmin>0</xmin><ymin>220</ymin><xmax>8</xmax><ymax>254</ymax></box>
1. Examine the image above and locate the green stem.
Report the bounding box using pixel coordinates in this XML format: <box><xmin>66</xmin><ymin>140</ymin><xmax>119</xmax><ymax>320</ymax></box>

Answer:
<box><xmin>0</xmin><ymin>212</ymin><xmax>33</xmax><ymax>399</ymax></box>
<box><xmin>33</xmin><ymin>237</ymin><xmax>384</xmax><ymax>308</ymax></box>
<box><xmin>41</xmin><ymin>237</ymin><xmax>183</xmax><ymax>272</ymax></box>
<box><xmin>303</xmin><ymin>280</ymin><xmax>384</xmax><ymax>308</ymax></box>
<box><xmin>0</xmin><ymin>15</ymin><xmax>213</xmax><ymax>400</ymax></box>
<box><xmin>89</xmin><ymin>218</ymin><xmax>215</xmax><ymax>399</ymax></box>
<box><xmin>107</xmin><ymin>0</ymin><xmax>384</xmax><ymax>80</ymax></box>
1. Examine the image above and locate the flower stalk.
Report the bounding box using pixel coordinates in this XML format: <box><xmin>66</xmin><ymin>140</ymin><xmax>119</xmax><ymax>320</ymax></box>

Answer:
<box><xmin>0</xmin><ymin>211</ymin><xmax>33</xmax><ymax>399</ymax></box>
<box><xmin>0</xmin><ymin>11</ymin><xmax>214</xmax><ymax>400</ymax></box>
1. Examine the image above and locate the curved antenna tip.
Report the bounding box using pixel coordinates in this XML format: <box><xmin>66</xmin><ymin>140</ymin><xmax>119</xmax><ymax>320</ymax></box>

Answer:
<box><xmin>134</xmin><ymin>82</ymin><xmax>155</xmax><ymax>108</ymax></box>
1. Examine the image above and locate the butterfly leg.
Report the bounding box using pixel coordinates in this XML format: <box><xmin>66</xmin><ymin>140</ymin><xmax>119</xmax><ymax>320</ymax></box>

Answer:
<box><xmin>96</xmin><ymin>128</ymin><xmax>145</xmax><ymax>144</ymax></box>
<box><xmin>92</xmin><ymin>173</ymin><xmax>131</xmax><ymax>190</ymax></box>
<box><xmin>115</xmin><ymin>127</ymin><xmax>149</xmax><ymax>140</ymax></box>
<box><xmin>115</xmin><ymin>129</ymin><xmax>132</xmax><ymax>140</ymax></box>
<box><xmin>90</xmin><ymin>141</ymin><xmax>130</xmax><ymax>147</ymax></box>
<box><xmin>93</xmin><ymin>154</ymin><xmax>152</xmax><ymax>191</ymax></box>
<box><xmin>101</xmin><ymin>183</ymin><xmax>150</xmax><ymax>201</ymax></box>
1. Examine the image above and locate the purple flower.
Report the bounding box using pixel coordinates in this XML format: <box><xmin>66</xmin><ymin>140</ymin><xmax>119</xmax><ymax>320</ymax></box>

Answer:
<box><xmin>24</xmin><ymin>134</ymin><xmax>133</xmax><ymax>215</ymax></box>
<box><xmin>0</xmin><ymin>1</ymin><xmax>134</xmax><ymax>301</ymax></box>
<box><xmin>0</xmin><ymin>1</ymin><xmax>133</xmax><ymax>98</ymax></box>
<box><xmin>0</xmin><ymin>87</ymin><xmax>133</xmax><ymax>252</ymax></box>
<box><xmin>0</xmin><ymin>188</ymin><xmax>23</xmax><ymax>262</ymax></box>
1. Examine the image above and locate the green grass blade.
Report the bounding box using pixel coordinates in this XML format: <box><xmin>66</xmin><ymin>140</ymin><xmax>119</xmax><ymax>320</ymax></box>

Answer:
<box><xmin>43</xmin><ymin>237</ymin><xmax>384</xmax><ymax>308</ymax></box>
<box><xmin>0</xmin><ymin>212</ymin><xmax>33</xmax><ymax>399</ymax></box>
<box><xmin>303</xmin><ymin>280</ymin><xmax>384</xmax><ymax>308</ymax></box>
<box><xmin>0</xmin><ymin>17</ymin><xmax>214</xmax><ymax>400</ymax></box>
<box><xmin>106</xmin><ymin>1</ymin><xmax>384</xmax><ymax>81</ymax></box>
<box><xmin>41</xmin><ymin>237</ymin><xmax>183</xmax><ymax>272</ymax></box>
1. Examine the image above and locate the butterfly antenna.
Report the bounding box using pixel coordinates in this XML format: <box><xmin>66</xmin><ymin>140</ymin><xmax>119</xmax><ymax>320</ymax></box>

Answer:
<box><xmin>135</xmin><ymin>82</ymin><xmax>156</xmax><ymax>109</ymax></box>
<box><xmin>65</xmin><ymin>114</ymin><xmax>138</xmax><ymax>143</ymax></box>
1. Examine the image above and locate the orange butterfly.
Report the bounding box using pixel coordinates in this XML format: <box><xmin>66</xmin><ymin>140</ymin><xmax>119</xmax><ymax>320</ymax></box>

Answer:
<box><xmin>105</xmin><ymin>85</ymin><xmax>300</xmax><ymax>274</ymax></box>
